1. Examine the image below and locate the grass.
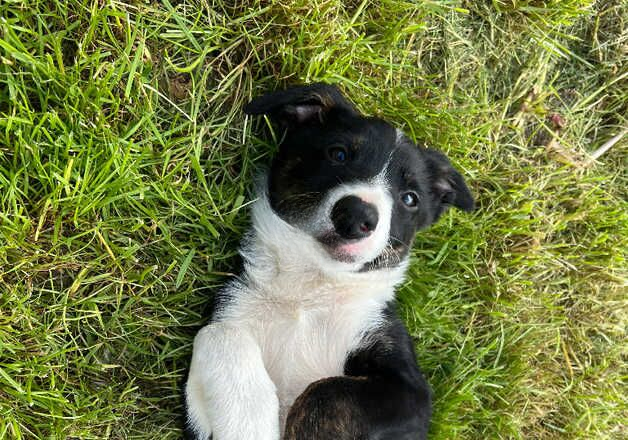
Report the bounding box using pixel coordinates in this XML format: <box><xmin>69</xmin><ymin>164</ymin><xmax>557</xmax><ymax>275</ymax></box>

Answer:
<box><xmin>0</xmin><ymin>0</ymin><xmax>626</xmax><ymax>438</ymax></box>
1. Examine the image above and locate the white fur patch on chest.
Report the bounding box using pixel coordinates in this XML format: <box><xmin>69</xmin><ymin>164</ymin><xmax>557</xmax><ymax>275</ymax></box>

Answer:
<box><xmin>217</xmin><ymin>273</ymin><xmax>397</xmax><ymax>423</ymax></box>
<box><xmin>260</xmin><ymin>297</ymin><xmax>383</xmax><ymax>416</ymax></box>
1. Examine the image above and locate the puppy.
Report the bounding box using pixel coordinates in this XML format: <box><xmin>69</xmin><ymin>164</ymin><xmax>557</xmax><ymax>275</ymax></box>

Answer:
<box><xmin>185</xmin><ymin>83</ymin><xmax>474</xmax><ymax>440</ymax></box>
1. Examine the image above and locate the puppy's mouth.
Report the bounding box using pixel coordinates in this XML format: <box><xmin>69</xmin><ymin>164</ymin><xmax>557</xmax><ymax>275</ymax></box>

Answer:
<box><xmin>317</xmin><ymin>232</ymin><xmax>375</xmax><ymax>263</ymax></box>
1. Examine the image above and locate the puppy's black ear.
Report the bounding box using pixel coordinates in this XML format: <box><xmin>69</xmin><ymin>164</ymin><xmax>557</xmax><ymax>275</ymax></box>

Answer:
<box><xmin>423</xmin><ymin>148</ymin><xmax>475</xmax><ymax>214</ymax></box>
<box><xmin>244</xmin><ymin>83</ymin><xmax>356</xmax><ymax>127</ymax></box>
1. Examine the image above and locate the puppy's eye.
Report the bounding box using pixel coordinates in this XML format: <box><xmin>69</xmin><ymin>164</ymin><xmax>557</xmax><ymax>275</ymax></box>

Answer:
<box><xmin>326</xmin><ymin>146</ymin><xmax>348</xmax><ymax>164</ymax></box>
<box><xmin>400</xmin><ymin>191</ymin><xmax>419</xmax><ymax>208</ymax></box>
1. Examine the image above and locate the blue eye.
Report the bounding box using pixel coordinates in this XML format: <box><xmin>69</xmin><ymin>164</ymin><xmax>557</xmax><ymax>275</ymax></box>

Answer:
<box><xmin>327</xmin><ymin>146</ymin><xmax>348</xmax><ymax>163</ymax></box>
<box><xmin>401</xmin><ymin>191</ymin><xmax>419</xmax><ymax>208</ymax></box>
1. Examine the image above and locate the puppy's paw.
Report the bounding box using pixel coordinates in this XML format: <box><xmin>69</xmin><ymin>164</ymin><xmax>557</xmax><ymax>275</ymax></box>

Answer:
<box><xmin>185</xmin><ymin>323</ymin><xmax>280</xmax><ymax>440</ymax></box>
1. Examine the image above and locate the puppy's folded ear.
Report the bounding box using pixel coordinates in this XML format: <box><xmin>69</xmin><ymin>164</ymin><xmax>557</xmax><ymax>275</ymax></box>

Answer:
<box><xmin>423</xmin><ymin>148</ymin><xmax>475</xmax><ymax>214</ymax></box>
<box><xmin>244</xmin><ymin>83</ymin><xmax>357</xmax><ymax>127</ymax></box>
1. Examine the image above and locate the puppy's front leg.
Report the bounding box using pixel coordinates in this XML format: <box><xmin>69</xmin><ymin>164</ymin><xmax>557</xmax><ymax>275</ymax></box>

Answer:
<box><xmin>185</xmin><ymin>323</ymin><xmax>279</xmax><ymax>440</ymax></box>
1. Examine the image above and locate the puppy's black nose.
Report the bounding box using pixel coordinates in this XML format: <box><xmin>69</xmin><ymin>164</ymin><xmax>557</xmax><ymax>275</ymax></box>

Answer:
<box><xmin>331</xmin><ymin>196</ymin><xmax>379</xmax><ymax>240</ymax></box>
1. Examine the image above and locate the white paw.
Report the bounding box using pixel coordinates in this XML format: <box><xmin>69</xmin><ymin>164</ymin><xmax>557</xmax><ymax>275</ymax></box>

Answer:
<box><xmin>186</xmin><ymin>323</ymin><xmax>280</xmax><ymax>440</ymax></box>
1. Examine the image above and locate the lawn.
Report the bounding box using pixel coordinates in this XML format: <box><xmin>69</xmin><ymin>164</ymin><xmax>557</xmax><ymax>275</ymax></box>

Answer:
<box><xmin>0</xmin><ymin>0</ymin><xmax>626</xmax><ymax>439</ymax></box>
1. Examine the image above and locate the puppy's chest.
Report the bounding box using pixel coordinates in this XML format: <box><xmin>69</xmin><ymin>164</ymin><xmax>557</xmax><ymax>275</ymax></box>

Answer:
<box><xmin>240</xmin><ymin>287</ymin><xmax>384</xmax><ymax>412</ymax></box>
<box><xmin>261</xmin><ymin>305</ymin><xmax>357</xmax><ymax>377</ymax></box>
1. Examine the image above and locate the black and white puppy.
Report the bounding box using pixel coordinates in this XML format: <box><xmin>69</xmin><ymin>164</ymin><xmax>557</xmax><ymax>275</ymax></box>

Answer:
<box><xmin>185</xmin><ymin>83</ymin><xmax>474</xmax><ymax>440</ymax></box>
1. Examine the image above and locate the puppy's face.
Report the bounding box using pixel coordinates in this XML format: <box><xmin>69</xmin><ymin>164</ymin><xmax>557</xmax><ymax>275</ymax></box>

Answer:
<box><xmin>245</xmin><ymin>84</ymin><xmax>474</xmax><ymax>271</ymax></box>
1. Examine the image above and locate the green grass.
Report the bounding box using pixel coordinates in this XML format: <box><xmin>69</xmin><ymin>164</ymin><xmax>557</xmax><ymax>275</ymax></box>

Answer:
<box><xmin>0</xmin><ymin>0</ymin><xmax>626</xmax><ymax>438</ymax></box>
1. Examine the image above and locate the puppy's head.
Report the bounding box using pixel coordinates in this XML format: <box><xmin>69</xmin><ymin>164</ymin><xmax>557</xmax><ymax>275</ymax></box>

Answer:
<box><xmin>245</xmin><ymin>83</ymin><xmax>474</xmax><ymax>271</ymax></box>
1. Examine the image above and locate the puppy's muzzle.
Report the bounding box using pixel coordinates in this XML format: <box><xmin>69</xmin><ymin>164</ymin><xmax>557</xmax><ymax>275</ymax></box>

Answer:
<box><xmin>331</xmin><ymin>196</ymin><xmax>379</xmax><ymax>240</ymax></box>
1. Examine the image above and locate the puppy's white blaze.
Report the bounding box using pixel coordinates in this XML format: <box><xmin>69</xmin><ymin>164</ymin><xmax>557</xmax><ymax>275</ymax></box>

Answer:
<box><xmin>186</xmin><ymin>324</ymin><xmax>280</xmax><ymax>440</ymax></box>
<box><xmin>314</xmin><ymin>174</ymin><xmax>393</xmax><ymax>266</ymax></box>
